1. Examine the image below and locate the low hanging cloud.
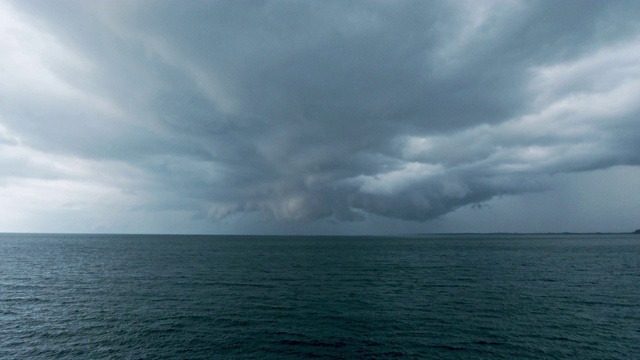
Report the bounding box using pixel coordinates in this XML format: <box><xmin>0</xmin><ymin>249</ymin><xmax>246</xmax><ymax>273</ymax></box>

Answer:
<box><xmin>1</xmin><ymin>0</ymin><xmax>640</xmax><ymax>229</ymax></box>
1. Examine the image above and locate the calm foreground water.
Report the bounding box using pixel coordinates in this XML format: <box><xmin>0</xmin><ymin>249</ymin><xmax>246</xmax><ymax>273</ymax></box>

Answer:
<box><xmin>0</xmin><ymin>233</ymin><xmax>638</xmax><ymax>359</ymax></box>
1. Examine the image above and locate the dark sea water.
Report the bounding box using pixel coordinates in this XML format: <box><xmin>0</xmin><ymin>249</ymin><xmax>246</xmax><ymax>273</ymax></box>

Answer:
<box><xmin>1</xmin><ymin>234</ymin><xmax>639</xmax><ymax>359</ymax></box>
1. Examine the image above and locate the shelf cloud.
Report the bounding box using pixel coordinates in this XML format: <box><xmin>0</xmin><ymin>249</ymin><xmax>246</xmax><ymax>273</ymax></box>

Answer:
<box><xmin>1</xmin><ymin>0</ymin><xmax>640</xmax><ymax>233</ymax></box>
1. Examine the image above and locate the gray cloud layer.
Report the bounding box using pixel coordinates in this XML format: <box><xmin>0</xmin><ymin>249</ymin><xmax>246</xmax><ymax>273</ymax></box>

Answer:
<box><xmin>2</xmin><ymin>0</ymin><xmax>640</xmax><ymax>230</ymax></box>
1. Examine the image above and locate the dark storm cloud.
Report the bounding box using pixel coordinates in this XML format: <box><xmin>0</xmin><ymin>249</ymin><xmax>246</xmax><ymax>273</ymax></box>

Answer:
<box><xmin>2</xmin><ymin>0</ymin><xmax>640</xmax><ymax>227</ymax></box>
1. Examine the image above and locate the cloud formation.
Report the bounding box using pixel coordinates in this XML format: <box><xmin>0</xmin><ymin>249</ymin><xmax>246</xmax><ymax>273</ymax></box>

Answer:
<box><xmin>1</xmin><ymin>0</ymin><xmax>640</xmax><ymax>232</ymax></box>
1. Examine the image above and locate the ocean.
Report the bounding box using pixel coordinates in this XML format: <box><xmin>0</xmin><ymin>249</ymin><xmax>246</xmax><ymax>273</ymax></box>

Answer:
<box><xmin>0</xmin><ymin>233</ymin><xmax>638</xmax><ymax>359</ymax></box>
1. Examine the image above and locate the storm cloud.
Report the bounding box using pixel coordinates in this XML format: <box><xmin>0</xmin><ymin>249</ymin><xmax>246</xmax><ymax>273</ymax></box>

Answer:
<box><xmin>1</xmin><ymin>0</ymin><xmax>640</xmax><ymax>233</ymax></box>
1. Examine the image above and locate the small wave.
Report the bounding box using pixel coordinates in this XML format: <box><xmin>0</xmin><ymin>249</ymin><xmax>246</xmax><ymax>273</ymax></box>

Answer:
<box><xmin>277</xmin><ymin>339</ymin><xmax>348</xmax><ymax>348</ymax></box>
<box><xmin>428</xmin><ymin>344</ymin><xmax>468</xmax><ymax>351</ymax></box>
<box><xmin>475</xmin><ymin>340</ymin><xmax>503</xmax><ymax>346</ymax></box>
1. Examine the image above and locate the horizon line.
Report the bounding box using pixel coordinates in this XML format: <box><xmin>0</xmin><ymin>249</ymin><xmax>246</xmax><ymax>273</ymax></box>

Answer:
<box><xmin>1</xmin><ymin>231</ymin><xmax>638</xmax><ymax>237</ymax></box>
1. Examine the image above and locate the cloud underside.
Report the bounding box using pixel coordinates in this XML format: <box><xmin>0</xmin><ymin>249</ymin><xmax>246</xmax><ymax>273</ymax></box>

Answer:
<box><xmin>1</xmin><ymin>0</ymin><xmax>640</xmax><ymax>227</ymax></box>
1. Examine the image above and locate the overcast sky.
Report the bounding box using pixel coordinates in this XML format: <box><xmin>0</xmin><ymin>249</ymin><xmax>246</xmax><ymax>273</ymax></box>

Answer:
<box><xmin>1</xmin><ymin>0</ymin><xmax>640</xmax><ymax>234</ymax></box>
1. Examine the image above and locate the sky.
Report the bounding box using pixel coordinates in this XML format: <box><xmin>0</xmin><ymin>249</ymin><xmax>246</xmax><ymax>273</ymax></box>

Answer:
<box><xmin>1</xmin><ymin>0</ymin><xmax>640</xmax><ymax>235</ymax></box>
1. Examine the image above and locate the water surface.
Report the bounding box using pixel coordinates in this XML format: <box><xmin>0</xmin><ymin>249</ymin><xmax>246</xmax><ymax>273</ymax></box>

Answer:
<box><xmin>1</xmin><ymin>234</ymin><xmax>638</xmax><ymax>359</ymax></box>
